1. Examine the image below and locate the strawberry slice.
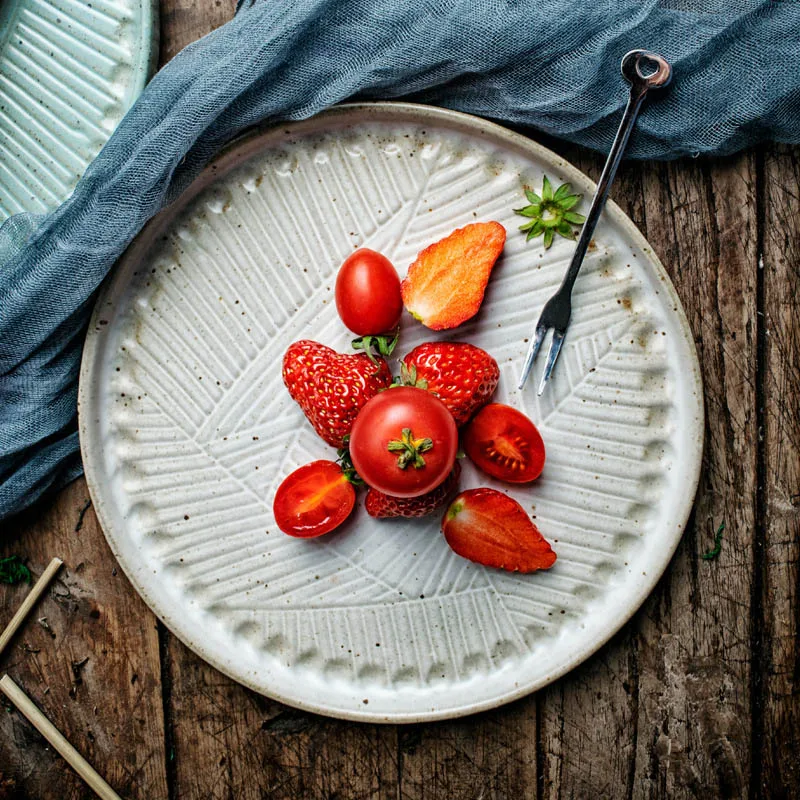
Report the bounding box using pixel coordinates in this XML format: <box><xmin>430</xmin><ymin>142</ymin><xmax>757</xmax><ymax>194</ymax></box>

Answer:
<box><xmin>282</xmin><ymin>340</ymin><xmax>391</xmax><ymax>448</ymax></box>
<box><xmin>365</xmin><ymin>463</ymin><xmax>461</xmax><ymax>518</ymax></box>
<box><xmin>401</xmin><ymin>222</ymin><xmax>506</xmax><ymax>330</ymax></box>
<box><xmin>442</xmin><ymin>488</ymin><xmax>556</xmax><ymax>572</ymax></box>
<box><xmin>400</xmin><ymin>342</ymin><xmax>499</xmax><ymax>427</ymax></box>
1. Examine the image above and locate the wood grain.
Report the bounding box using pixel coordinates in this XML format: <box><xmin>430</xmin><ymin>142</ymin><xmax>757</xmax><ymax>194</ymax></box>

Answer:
<box><xmin>0</xmin><ymin>482</ymin><xmax>168</xmax><ymax>800</ymax></box>
<box><xmin>1</xmin><ymin>0</ymin><xmax>798</xmax><ymax>795</ymax></box>
<box><xmin>758</xmin><ymin>145</ymin><xmax>800</xmax><ymax>799</ymax></box>
<box><xmin>515</xmin><ymin>149</ymin><xmax>758</xmax><ymax>800</ymax></box>
<box><xmin>397</xmin><ymin>698</ymin><xmax>537</xmax><ymax>799</ymax></box>
<box><xmin>158</xmin><ymin>0</ymin><xmax>236</xmax><ymax>65</ymax></box>
<box><xmin>154</xmin><ymin>4</ymin><xmax>393</xmax><ymax>798</ymax></box>
<box><xmin>0</xmin><ymin>675</ymin><xmax>123</xmax><ymax>800</ymax></box>
<box><xmin>165</xmin><ymin>632</ymin><xmax>398</xmax><ymax>799</ymax></box>
<box><xmin>629</xmin><ymin>155</ymin><xmax>759</xmax><ymax>799</ymax></box>
<box><xmin>530</xmin><ymin>152</ymin><xmax>644</xmax><ymax>800</ymax></box>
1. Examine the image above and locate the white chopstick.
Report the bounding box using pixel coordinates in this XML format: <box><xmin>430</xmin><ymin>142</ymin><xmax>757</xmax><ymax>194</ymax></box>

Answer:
<box><xmin>0</xmin><ymin>675</ymin><xmax>122</xmax><ymax>800</ymax></box>
<box><xmin>0</xmin><ymin>557</ymin><xmax>63</xmax><ymax>658</ymax></box>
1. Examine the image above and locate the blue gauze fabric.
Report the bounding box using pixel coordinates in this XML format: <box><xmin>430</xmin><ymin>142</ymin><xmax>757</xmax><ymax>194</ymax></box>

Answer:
<box><xmin>1</xmin><ymin>0</ymin><xmax>799</xmax><ymax>520</ymax></box>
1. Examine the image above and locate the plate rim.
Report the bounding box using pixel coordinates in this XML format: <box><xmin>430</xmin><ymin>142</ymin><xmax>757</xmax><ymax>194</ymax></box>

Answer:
<box><xmin>79</xmin><ymin>101</ymin><xmax>705</xmax><ymax>723</ymax></box>
<box><xmin>0</xmin><ymin>0</ymin><xmax>158</xmax><ymax>218</ymax></box>
<box><xmin>133</xmin><ymin>0</ymin><xmax>159</xmax><ymax>101</ymax></box>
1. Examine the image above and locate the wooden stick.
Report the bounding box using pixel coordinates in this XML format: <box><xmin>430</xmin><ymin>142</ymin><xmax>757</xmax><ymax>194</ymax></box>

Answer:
<box><xmin>0</xmin><ymin>675</ymin><xmax>122</xmax><ymax>800</ymax></box>
<box><xmin>0</xmin><ymin>557</ymin><xmax>63</xmax><ymax>658</ymax></box>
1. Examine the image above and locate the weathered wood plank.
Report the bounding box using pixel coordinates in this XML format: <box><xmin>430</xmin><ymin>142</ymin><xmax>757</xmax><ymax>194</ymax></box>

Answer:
<box><xmin>531</xmin><ymin>151</ymin><xmax>645</xmax><ymax>800</ymax></box>
<box><xmin>537</xmin><ymin>632</ymin><xmax>639</xmax><ymax>799</ymax></box>
<box><xmin>0</xmin><ymin>481</ymin><xmax>168</xmax><ymax>800</ymax></box>
<box><xmin>159</xmin><ymin>0</ymin><xmax>236</xmax><ymax>65</ymax></box>
<box><xmin>155</xmin><ymin>5</ymin><xmax>398</xmax><ymax>799</ymax></box>
<box><xmin>625</xmin><ymin>154</ymin><xmax>759</xmax><ymax>798</ymax></box>
<box><xmin>166</xmin><ymin>632</ymin><xmax>399</xmax><ymax>799</ymax></box>
<box><xmin>397</xmin><ymin>700</ymin><xmax>536</xmax><ymax>799</ymax></box>
<box><xmin>380</xmin><ymin>144</ymin><xmax>637</xmax><ymax>800</ymax></box>
<box><xmin>530</xmin><ymin>146</ymin><xmax>760</xmax><ymax>799</ymax></box>
<box><xmin>758</xmin><ymin>144</ymin><xmax>800</xmax><ymax>799</ymax></box>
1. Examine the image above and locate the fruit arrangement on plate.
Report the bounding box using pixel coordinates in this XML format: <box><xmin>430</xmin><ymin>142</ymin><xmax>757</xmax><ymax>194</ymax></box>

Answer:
<box><xmin>275</xmin><ymin>221</ymin><xmax>557</xmax><ymax>574</ymax></box>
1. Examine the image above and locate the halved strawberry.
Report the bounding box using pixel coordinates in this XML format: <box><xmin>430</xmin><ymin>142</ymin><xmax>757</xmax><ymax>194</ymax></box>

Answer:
<box><xmin>400</xmin><ymin>342</ymin><xmax>499</xmax><ymax>427</ymax></box>
<box><xmin>442</xmin><ymin>488</ymin><xmax>556</xmax><ymax>572</ymax></box>
<box><xmin>401</xmin><ymin>221</ymin><xmax>506</xmax><ymax>330</ymax></box>
<box><xmin>282</xmin><ymin>340</ymin><xmax>391</xmax><ymax>448</ymax></box>
<box><xmin>365</xmin><ymin>463</ymin><xmax>461</xmax><ymax>518</ymax></box>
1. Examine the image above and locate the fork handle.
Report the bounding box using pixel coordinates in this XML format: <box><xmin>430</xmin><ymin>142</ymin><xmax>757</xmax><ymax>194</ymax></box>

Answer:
<box><xmin>557</xmin><ymin>50</ymin><xmax>671</xmax><ymax>297</ymax></box>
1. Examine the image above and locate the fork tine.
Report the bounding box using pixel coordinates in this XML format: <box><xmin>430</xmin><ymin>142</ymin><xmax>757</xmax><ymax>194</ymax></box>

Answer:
<box><xmin>518</xmin><ymin>323</ymin><xmax>547</xmax><ymax>390</ymax></box>
<box><xmin>537</xmin><ymin>331</ymin><xmax>566</xmax><ymax>396</ymax></box>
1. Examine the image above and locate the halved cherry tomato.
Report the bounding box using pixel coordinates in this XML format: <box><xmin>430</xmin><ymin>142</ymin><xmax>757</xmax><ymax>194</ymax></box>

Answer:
<box><xmin>335</xmin><ymin>248</ymin><xmax>402</xmax><ymax>336</ymax></box>
<box><xmin>273</xmin><ymin>460</ymin><xmax>355</xmax><ymax>537</ymax></box>
<box><xmin>349</xmin><ymin>387</ymin><xmax>458</xmax><ymax>498</ymax></box>
<box><xmin>463</xmin><ymin>403</ymin><xmax>545</xmax><ymax>483</ymax></box>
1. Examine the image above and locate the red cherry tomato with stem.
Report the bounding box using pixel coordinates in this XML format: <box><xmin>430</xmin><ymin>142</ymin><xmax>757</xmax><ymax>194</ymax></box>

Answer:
<box><xmin>273</xmin><ymin>460</ymin><xmax>356</xmax><ymax>537</ymax></box>
<box><xmin>349</xmin><ymin>387</ymin><xmax>458</xmax><ymax>498</ymax></box>
<box><xmin>463</xmin><ymin>403</ymin><xmax>545</xmax><ymax>483</ymax></box>
<box><xmin>335</xmin><ymin>248</ymin><xmax>402</xmax><ymax>336</ymax></box>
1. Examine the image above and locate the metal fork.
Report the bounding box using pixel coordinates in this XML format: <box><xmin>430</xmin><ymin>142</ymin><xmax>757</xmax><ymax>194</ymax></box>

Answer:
<box><xmin>518</xmin><ymin>49</ymin><xmax>672</xmax><ymax>394</ymax></box>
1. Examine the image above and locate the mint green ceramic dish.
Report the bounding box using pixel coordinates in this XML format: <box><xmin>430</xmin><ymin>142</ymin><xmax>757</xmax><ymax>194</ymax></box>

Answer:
<box><xmin>0</xmin><ymin>0</ymin><xmax>157</xmax><ymax>219</ymax></box>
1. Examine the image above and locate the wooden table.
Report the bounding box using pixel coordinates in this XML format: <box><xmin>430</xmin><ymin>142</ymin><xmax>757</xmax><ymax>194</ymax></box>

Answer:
<box><xmin>2</xmin><ymin>3</ymin><xmax>798</xmax><ymax>798</ymax></box>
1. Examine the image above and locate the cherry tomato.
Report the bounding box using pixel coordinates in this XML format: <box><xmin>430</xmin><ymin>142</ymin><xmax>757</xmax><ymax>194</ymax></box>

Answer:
<box><xmin>335</xmin><ymin>248</ymin><xmax>402</xmax><ymax>336</ymax></box>
<box><xmin>349</xmin><ymin>387</ymin><xmax>458</xmax><ymax>498</ymax></box>
<box><xmin>463</xmin><ymin>403</ymin><xmax>545</xmax><ymax>483</ymax></box>
<box><xmin>273</xmin><ymin>460</ymin><xmax>355</xmax><ymax>537</ymax></box>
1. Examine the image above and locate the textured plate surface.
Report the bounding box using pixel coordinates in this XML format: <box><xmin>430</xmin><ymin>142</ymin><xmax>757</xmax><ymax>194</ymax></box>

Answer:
<box><xmin>80</xmin><ymin>104</ymin><xmax>703</xmax><ymax>722</ymax></box>
<box><xmin>0</xmin><ymin>0</ymin><xmax>156</xmax><ymax>219</ymax></box>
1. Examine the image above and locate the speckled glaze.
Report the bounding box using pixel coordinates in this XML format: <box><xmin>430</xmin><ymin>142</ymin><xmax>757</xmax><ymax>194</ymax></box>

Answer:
<box><xmin>79</xmin><ymin>103</ymin><xmax>704</xmax><ymax>722</ymax></box>
<box><xmin>0</xmin><ymin>0</ymin><xmax>157</xmax><ymax>219</ymax></box>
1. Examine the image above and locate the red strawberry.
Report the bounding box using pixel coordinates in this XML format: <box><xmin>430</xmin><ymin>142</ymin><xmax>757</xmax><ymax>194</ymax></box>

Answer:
<box><xmin>401</xmin><ymin>221</ymin><xmax>506</xmax><ymax>330</ymax></box>
<box><xmin>442</xmin><ymin>488</ymin><xmax>556</xmax><ymax>572</ymax></box>
<box><xmin>282</xmin><ymin>340</ymin><xmax>391</xmax><ymax>447</ymax></box>
<box><xmin>400</xmin><ymin>342</ymin><xmax>499</xmax><ymax>427</ymax></box>
<box><xmin>365</xmin><ymin>463</ymin><xmax>461</xmax><ymax>518</ymax></box>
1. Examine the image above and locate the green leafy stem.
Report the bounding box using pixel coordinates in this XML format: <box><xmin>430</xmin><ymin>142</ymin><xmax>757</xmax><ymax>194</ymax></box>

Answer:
<box><xmin>0</xmin><ymin>556</ymin><xmax>31</xmax><ymax>585</ymax></box>
<box><xmin>701</xmin><ymin>522</ymin><xmax>725</xmax><ymax>561</ymax></box>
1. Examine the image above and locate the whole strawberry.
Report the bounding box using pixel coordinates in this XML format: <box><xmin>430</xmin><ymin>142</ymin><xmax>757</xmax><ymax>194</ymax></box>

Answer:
<box><xmin>283</xmin><ymin>340</ymin><xmax>391</xmax><ymax>447</ymax></box>
<box><xmin>400</xmin><ymin>342</ymin><xmax>499</xmax><ymax>427</ymax></box>
<box><xmin>366</xmin><ymin>464</ymin><xmax>461</xmax><ymax>518</ymax></box>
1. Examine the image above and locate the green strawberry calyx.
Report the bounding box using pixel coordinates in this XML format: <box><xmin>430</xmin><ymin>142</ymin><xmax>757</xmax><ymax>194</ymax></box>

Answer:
<box><xmin>336</xmin><ymin>436</ymin><xmax>364</xmax><ymax>486</ymax></box>
<box><xmin>393</xmin><ymin>362</ymin><xmax>429</xmax><ymax>390</ymax></box>
<box><xmin>351</xmin><ymin>333</ymin><xmax>399</xmax><ymax>366</ymax></box>
<box><xmin>514</xmin><ymin>175</ymin><xmax>586</xmax><ymax>250</ymax></box>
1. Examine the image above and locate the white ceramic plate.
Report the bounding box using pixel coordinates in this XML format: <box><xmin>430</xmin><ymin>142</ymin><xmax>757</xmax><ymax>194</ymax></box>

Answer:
<box><xmin>80</xmin><ymin>103</ymin><xmax>703</xmax><ymax>722</ymax></box>
<box><xmin>0</xmin><ymin>0</ymin><xmax>156</xmax><ymax>219</ymax></box>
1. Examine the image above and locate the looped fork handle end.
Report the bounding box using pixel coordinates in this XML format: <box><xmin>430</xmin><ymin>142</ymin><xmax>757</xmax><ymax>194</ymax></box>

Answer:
<box><xmin>621</xmin><ymin>50</ymin><xmax>672</xmax><ymax>91</ymax></box>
